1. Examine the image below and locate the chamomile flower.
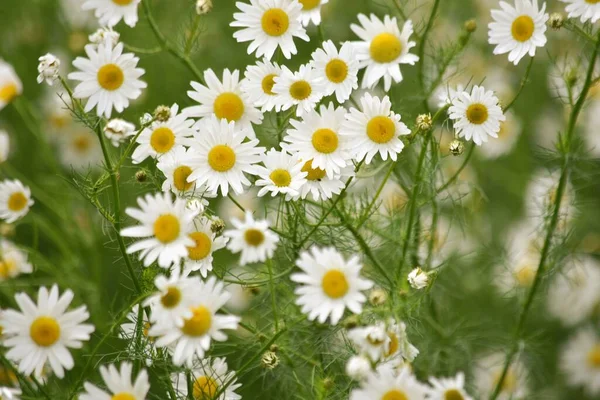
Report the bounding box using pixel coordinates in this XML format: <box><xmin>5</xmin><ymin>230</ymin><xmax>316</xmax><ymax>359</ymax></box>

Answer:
<box><xmin>80</xmin><ymin>362</ymin><xmax>150</xmax><ymax>400</ymax></box>
<box><xmin>231</xmin><ymin>0</ymin><xmax>309</xmax><ymax>60</ymax></box>
<box><xmin>448</xmin><ymin>85</ymin><xmax>505</xmax><ymax>145</ymax></box>
<box><xmin>0</xmin><ymin>130</ymin><xmax>9</xmax><ymax>163</ymax></box>
<box><xmin>0</xmin><ymin>239</ymin><xmax>33</xmax><ymax>281</ymax></box>
<box><xmin>254</xmin><ymin>149</ymin><xmax>307</xmax><ymax>198</ymax></box>
<box><xmin>474</xmin><ymin>352</ymin><xmax>528</xmax><ymax>400</ymax></box>
<box><xmin>183</xmin><ymin>216</ymin><xmax>228</xmax><ymax>278</ymax></box>
<box><xmin>560</xmin><ymin>326</ymin><xmax>600</xmax><ymax>396</ymax></box>
<box><xmin>156</xmin><ymin>147</ymin><xmax>199</xmax><ymax>196</ymax></box>
<box><xmin>144</xmin><ymin>270</ymin><xmax>198</xmax><ymax>327</ymax></box>
<box><xmin>291</xmin><ymin>246</ymin><xmax>373</xmax><ymax>325</ymax></box>
<box><xmin>149</xmin><ymin>277</ymin><xmax>240</xmax><ymax>366</ymax></box>
<box><xmin>488</xmin><ymin>0</ymin><xmax>548</xmax><ymax>65</ymax></box>
<box><xmin>298</xmin><ymin>160</ymin><xmax>353</xmax><ymax>201</ymax></box>
<box><xmin>350</xmin><ymin>14</ymin><xmax>419</xmax><ymax>91</ymax></box>
<box><xmin>561</xmin><ymin>0</ymin><xmax>600</xmax><ymax>23</ymax></box>
<box><xmin>272</xmin><ymin>64</ymin><xmax>325</xmax><ymax>117</ymax></box>
<box><xmin>186</xmin><ymin>116</ymin><xmax>265</xmax><ymax>196</ymax></box>
<box><xmin>427</xmin><ymin>372</ymin><xmax>473</xmax><ymax>400</ymax></box>
<box><xmin>241</xmin><ymin>59</ymin><xmax>282</xmax><ymax>112</ymax></box>
<box><xmin>121</xmin><ymin>192</ymin><xmax>198</xmax><ymax>268</ymax></box>
<box><xmin>131</xmin><ymin>104</ymin><xmax>194</xmax><ymax>164</ymax></box>
<box><xmin>173</xmin><ymin>357</ymin><xmax>242</xmax><ymax>400</ymax></box>
<box><xmin>0</xmin><ymin>285</ymin><xmax>94</xmax><ymax>378</ymax></box>
<box><xmin>186</xmin><ymin>69</ymin><xmax>263</xmax><ymax>135</ymax></box>
<box><xmin>0</xmin><ymin>387</ymin><xmax>21</xmax><ymax>400</ymax></box>
<box><xmin>0</xmin><ymin>180</ymin><xmax>33</xmax><ymax>223</ymax></box>
<box><xmin>347</xmin><ymin>322</ymin><xmax>390</xmax><ymax>362</ymax></box>
<box><xmin>104</xmin><ymin>118</ymin><xmax>136</xmax><ymax>147</ymax></box>
<box><xmin>82</xmin><ymin>0</ymin><xmax>141</xmax><ymax>28</ymax></box>
<box><xmin>0</xmin><ymin>60</ymin><xmax>22</xmax><ymax>111</ymax></box>
<box><xmin>223</xmin><ymin>211</ymin><xmax>279</xmax><ymax>265</ymax></box>
<box><xmin>311</xmin><ymin>40</ymin><xmax>359</xmax><ymax>103</ymax></box>
<box><xmin>350</xmin><ymin>365</ymin><xmax>428</xmax><ymax>400</ymax></box>
<box><xmin>346</xmin><ymin>355</ymin><xmax>372</xmax><ymax>381</ymax></box>
<box><xmin>283</xmin><ymin>103</ymin><xmax>350</xmax><ymax>178</ymax></box>
<box><xmin>58</xmin><ymin>128</ymin><xmax>103</xmax><ymax>171</ymax></box>
<box><xmin>68</xmin><ymin>42</ymin><xmax>146</xmax><ymax>118</ymax></box>
<box><xmin>436</xmin><ymin>84</ymin><xmax>464</xmax><ymax>108</ymax></box>
<box><xmin>340</xmin><ymin>93</ymin><xmax>410</xmax><ymax>164</ymax></box>
<box><xmin>298</xmin><ymin>0</ymin><xmax>329</xmax><ymax>26</ymax></box>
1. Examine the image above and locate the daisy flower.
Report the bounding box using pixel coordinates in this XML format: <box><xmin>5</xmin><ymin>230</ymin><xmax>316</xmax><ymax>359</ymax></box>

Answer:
<box><xmin>340</xmin><ymin>93</ymin><xmax>410</xmax><ymax>164</ymax></box>
<box><xmin>298</xmin><ymin>0</ymin><xmax>329</xmax><ymax>26</ymax></box>
<box><xmin>436</xmin><ymin>84</ymin><xmax>464</xmax><ymax>109</ymax></box>
<box><xmin>58</xmin><ymin>128</ymin><xmax>103</xmax><ymax>171</ymax></box>
<box><xmin>149</xmin><ymin>277</ymin><xmax>240</xmax><ymax>366</ymax></box>
<box><xmin>474</xmin><ymin>352</ymin><xmax>528</xmax><ymax>400</ymax></box>
<box><xmin>561</xmin><ymin>0</ymin><xmax>600</xmax><ymax>23</ymax></box>
<box><xmin>0</xmin><ymin>239</ymin><xmax>33</xmax><ymax>281</ymax></box>
<box><xmin>350</xmin><ymin>365</ymin><xmax>428</xmax><ymax>400</ymax></box>
<box><xmin>0</xmin><ymin>130</ymin><xmax>9</xmax><ymax>163</ymax></box>
<box><xmin>347</xmin><ymin>322</ymin><xmax>390</xmax><ymax>362</ymax></box>
<box><xmin>82</xmin><ymin>0</ymin><xmax>141</xmax><ymax>28</ymax></box>
<box><xmin>0</xmin><ymin>60</ymin><xmax>22</xmax><ymax>111</ymax></box>
<box><xmin>144</xmin><ymin>270</ymin><xmax>199</xmax><ymax>328</ymax></box>
<box><xmin>172</xmin><ymin>357</ymin><xmax>242</xmax><ymax>400</ymax></box>
<box><xmin>350</xmin><ymin>14</ymin><xmax>419</xmax><ymax>91</ymax></box>
<box><xmin>547</xmin><ymin>256</ymin><xmax>600</xmax><ymax>326</ymax></box>
<box><xmin>223</xmin><ymin>211</ymin><xmax>279</xmax><ymax>265</ymax></box>
<box><xmin>298</xmin><ymin>160</ymin><xmax>353</xmax><ymax>201</ymax></box>
<box><xmin>0</xmin><ymin>285</ymin><xmax>94</xmax><ymax>378</ymax></box>
<box><xmin>131</xmin><ymin>103</ymin><xmax>194</xmax><ymax>164</ymax></box>
<box><xmin>488</xmin><ymin>0</ymin><xmax>548</xmax><ymax>65</ymax></box>
<box><xmin>156</xmin><ymin>147</ymin><xmax>201</xmax><ymax>196</ymax></box>
<box><xmin>254</xmin><ymin>148</ymin><xmax>307</xmax><ymax>198</ymax></box>
<box><xmin>0</xmin><ymin>180</ymin><xmax>34</xmax><ymax>223</ymax></box>
<box><xmin>80</xmin><ymin>362</ymin><xmax>150</xmax><ymax>400</ymax></box>
<box><xmin>121</xmin><ymin>192</ymin><xmax>198</xmax><ymax>268</ymax></box>
<box><xmin>272</xmin><ymin>64</ymin><xmax>325</xmax><ymax>117</ymax></box>
<box><xmin>284</xmin><ymin>103</ymin><xmax>350</xmax><ymax>178</ymax></box>
<box><xmin>186</xmin><ymin>69</ymin><xmax>263</xmax><ymax>136</ymax></box>
<box><xmin>311</xmin><ymin>40</ymin><xmax>359</xmax><ymax>103</ymax></box>
<box><xmin>183</xmin><ymin>216</ymin><xmax>228</xmax><ymax>278</ymax></box>
<box><xmin>385</xmin><ymin>319</ymin><xmax>419</xmax><ymax>362</ymax></box>
<box><xmin>104</xmin><ymin>118</ymin><xmax>136</xmax><ymax>147</ymax></box>
<box><xmin>560</xmin><ymin>326</ymin><xmax>600</xmax><ymax>396</ymax></box>
<box><xmin>186</xmin><ymin>116</ymin><xmax>265</xmax><ymax>196</ymax></box>
<box><xmin>230</xmin><ymin>0</ymin><xmax>309</xmax><ymax>60</ymax></box>
<box><xmin>448</xmin><ymin>85</ymin><xmax>505</xmax><ymax>145</ymax></box>
<box><xmin>427</xmin><ymin>372</ymin><xmax>473</xmax><ymax>400</ymax></box>
<box><xmin>241</xmin><ymin>59</ymin><xmax>282</xmax><ymax>112</ymax></box>
<box><xmin>68</xmin><ymin>42</ymin><xmax>146</xmax><ymax>118</ymax></box>
<box><xmin>291</xmin><ymin>246</ymin><xmax>373</xmax><ymax>325</ymax></box>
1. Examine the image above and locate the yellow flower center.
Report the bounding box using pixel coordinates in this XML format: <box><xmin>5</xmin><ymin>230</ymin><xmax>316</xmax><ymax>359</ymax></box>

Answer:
<box><xmin>514</xmin><ymin>265</ymin><xmax>536</xmax><ymax>287</ymax></box>
<box><xmin>588</xmin><ymin>344</ymin><xmax>600</xmax><ymax>368</ymax></box>
<box><xmin>214</xmin><ymin>92</ymin><xmax>245</xmax><ymax>122</ymax></box>
<box><xmin>50</xmin><ymin>114</ymin><xmax>70</xmax><ymax>129</ymax></box>
<box><xmin>367</xmin><ymin>116</ymin><xmax>396</xmax><ymax>144</ymax></box>
<box><xmin>181</xmin><ymin>306</ymin><xmax>212</xmax><ymax>337</ymax></box>
<box><xmin>187</xmin><ymin>231</ymin><xmax>212</xmax><ymax>261</ymax></box>
<box><xmin>30</xmin><ymin>316</ymin><xmax>60</xmax><ymax>347</ymax></box>
<box><xmin>0</xmin><ymin>259</ymin><xmax>17</xmax><ymax>279</ymax></box>
<box><xmin>111</xmin><ymin>393</ymin><xmax>136</xmax><ymax>400</ymax></box>
<box><xmin>465</xmin><ymin>103</ymin><xmax>488</xmax><ymax>125</ymax></box>
<box><xmin>193</xmin><ymin>376</ymin><xmax>218</xmax><ymax>400</ymax></box>
<box><xmin>299</xmin><ymin>0</ymin><xmax>320</xmax><ymax>10</ymax></box>
<box><xmin>262</xmin><ymin>74</ymin><xmax>277</xmax><ymax>95</ymax></box>
<box><xmin>153</xmin><ymin>214</ymin><xmax>180</xmax><ymax>243</ymax></box>
<box><xmin>269</xmin><ymin>168</ymin><xmax>292</xmax><ymax>187</ymax></box>
<box><xmin>261</xmin><ymin>8</ymin><xmax>289</xmax><ymax>36</ymax></box>
<box><xmin>244</xmin><ymin>228</ymin><xmax>265</xmax><ymax>246</ymax></box>
<box><xmin>7</xmin><ymin>192</ymin><xmax>27</xmax><ymax>211</ymax></box>
<box><xmin>0</xmin><ymin>83</ymin><xmax>19</xmax><ymax>103</ymax></box>
<box><xmin>112</xmin><ymin>0</ymin><xmax>134</xmax><ymax>5</ymax></box>
<box><xmin>301</xmin><ymin>160</ymin><xmax>326</xmax><ymax>181</ymax></box>
<box><xmin>312</xmin><ymin>128</ymin><xmax>338</xmax><ymax>154</ymax></box>
<box><xmin>586</xmin><ymin>0</ymin><xmax>600</xmax><ymax>3</ymax></box>
<box><xmin>160</xmin><ymin>286</ymin><xmax>182</xmax><ymax>309</ymax></box>
<box><xmin>444</xmin><ymin>389</ymin><xmax>465</xmax><ymax>400</ymax></box>
<box><xmin>173</xmin><ymin>166</ymin><xmax>194</xmax><ymax>192</ymax></box>
<box><xmin>289</xmin><ymin>81</ymin><xmax>312</xmax><ymax>101</ymax></box>
<box><xmin>73</xmin><ymin>134</ymin><xmax>92</xmax><ymax>153</ymax></box>
<box><xmin>511</xmin><ymin>15</ymin><xmax>535</xmax><ymax>42</ymax></box>
<box><xmin>150</xmin><ymin>127</ymin><xmax>175</xmax><ymax>154</ymax></box>
<box><xmin>97</xmin><ymin>64</ymin><xmax>124</xmax><ymax>91</ymax></box>
<box><xmin>370</xmin><ymin>33</ymin><xmax>403</xmax><ymax>63</ymax></box>
<box><xmin>321</xmin><ymin>269</ymin><xmax>349</xmax><ymax>299</ymax></box>
<box><xmin>208</xmin><ymin>145</ymin><xmax>236</xmax><ymax>172</ymax></box>
<box><xmin>386</xmin><ymin>332</ymin><xmax>399</xmax><ymax>356</ymax></box>
<box><xmin>325</xmin><ymin>59</ymin><xmax>348</xmax><ymax>83</ymax></box>
<box><xmin>382</xmin><ymin>390</ymin><xmax>408</xmax><ymax>400</ymax></box>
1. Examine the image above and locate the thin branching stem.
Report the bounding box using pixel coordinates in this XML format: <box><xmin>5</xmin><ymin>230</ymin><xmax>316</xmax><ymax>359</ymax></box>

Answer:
<box><xmin>418</xmin><ymin>0</ymin><xmax>441</xmax><ymax>100</ymax></box>
<box><xmin>503</xmin><ymin>56</ymin><xmax>535</xmax><ymax>112</ymax></box>
<box><xmin>436</xmin><ymin>143</ymin><xmax>475</xmax><ymax>194</ymax></box>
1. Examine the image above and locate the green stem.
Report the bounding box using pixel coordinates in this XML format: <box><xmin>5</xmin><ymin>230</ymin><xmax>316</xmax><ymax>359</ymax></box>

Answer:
<box><xmin>356</xmin><ymin>161</ymin><xmax>396</xmax><ymax>229</ymax></box>
<box><xmin>436</xmin><ymin>143</ymin><xmax>475</xmax><ymax>194</ymax></box>
<box><xmin>503</xmin><ymin>56</ymin><xmax>534</xmax><ymax>112</ymax></box>
<box><xmin>266</xmin><ymin>259</ymin><xmax>279</xmax><ymax>330</ymax></box>
<box><xmin>417</xmin><ymin>0</ymin><xmax>441</xmax><ymax>103</ymax></box>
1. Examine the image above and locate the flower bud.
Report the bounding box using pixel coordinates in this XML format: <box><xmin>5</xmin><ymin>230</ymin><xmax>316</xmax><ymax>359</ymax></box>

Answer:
<box><xmin>210</xmin><ymin>217</ymin><xmax>225</xmax><ymax>235</ymax></box>
<box><xmin>345</xmin><ymin>355</ymin><xmax>371</xmax><ymax>380</ymax></box>
<box><xmin>104</xmin><ymin>119</ymin><xmax>136</xmax><ymax>147</ymax></box>
<box><xmin>261</xmin><ymin>351</ymin><xmax>280</xmax><ymax>369</ymax></box>
<box><xmin>342</xmin><ymin>315</ymin><xmax>360</xmax><ymax>330</ymax></box>
<box><xmin>368</xmin><ymin>288</ymin><xmax>387</xmax><ymax>306</ymax></box>
<box><xmin>37</xmin><ymin>54</ymin><xmax>60</xmax><ymax>86</ymax></box>
<box><xmin>135</xmin><ymin>170</ymin><xmax>147</xmax><ymax>183</ymax></box>
<box><xmin>548</xmin><ymin>13</ymin><xmax>564</xmax><ymax>30</ymax></box>
<box><xmin>89</xmin><ymin>27</ymin><xmax>120</xmax><ymax>48</ymax></box>
<box><xmin>464</xmin><ymin>19</ymin><xmax>477</xmax><ymax>33</ymax></box>
<box><xmin>196</xmin><ymin>0</ymin><xmax>213</xmax><ymax>15</ymax></box>
<box><xmin>415</xmin><ymin>113</ymin><xmax>433</xmax><ymax>131</ymax></box>
<box><xmin>448</xmin><ymin>139</ymin><xmax>465</xmax><ymax>156</ymax></box>
<box><xmin>322</xmin><ymin>377</ymin><xmax>334</xmax><ymax>391</ymax></box>
<box><xmin>408</xmin><ymin>267</ymin><xmax>429</xmax><ymax>290</ymax></box>
<box><xmin>153</xmin><ymin>105</ymin><xmax>171</xmax><ymax>122</ymax></box>
<box><xmin>139</xmin><ymin>113</ymin><xmax>153</xmax><ymax>125</ymax></box>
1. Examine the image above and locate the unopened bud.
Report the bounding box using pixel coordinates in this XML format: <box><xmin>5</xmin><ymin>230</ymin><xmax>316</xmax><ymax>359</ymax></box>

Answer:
<box><xmin>269</xmin><ymin>344</ymin><xmax>279</xmax><ymax>353</ymax></box>
<box><xmin>210</xmin><ymin>217</ymin><xmax>225</xmax><ymax>235</ymax></box>
<box><xmin>196</xmin><ymin>0</ymin><xmax>213</xmax><ymax>15</ymax></box>
<box><xmin>322</xmin><ymin>377</ymin><xmax>334</xmax><ymax>391</ymax></box>
<box><xmin>368</xmin><ymin>288</ymin><xmax>387</xmax><ymax>306</ymax></box>
<box><xmin>135</xmin><ymin>170</ymin><xmax>147</xmax><ymax>182</ymax></box>
<box><xmin>139</xmin><ymin>113</ymin><xmax>153</xmax><ymax>125</ymax></box>
<box><xmin>408</xmin><ymin>267</ymin><xmax>429</xmax><ymax>290</ymax></box>
<box><xmin>464</xmin><ymin>19</ymin><xmax>477</xmax><ymax>33</ymax></box>
<box><xmin>261</xmin><ymin>351</ymin><xmax>280</xmax><ymax>369</ymax></box>
<box><xmin>548</xmin><ymin>13</ymin><xmax>564</xmax><ymax>30</ymax></box>
<box><xmin>448</xmin><ymin>139</ymin><xmax>465</xmax><ymax>156</ymax></box>
<box><xmin>342</xmin><ymin>315</ymin><xmax>360</xmax><ymax>330</ymax></box>
<box><xmin>153</xmin><ymin>105</ymin><xmax>171</xmax><ymax>122</ymax></box>
<box><xmin>415</xmin><ymin>113</ymin><xmax>433</xmax><ymax>131</ymax></box>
